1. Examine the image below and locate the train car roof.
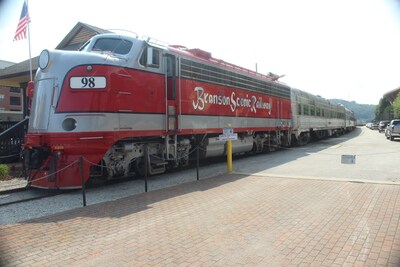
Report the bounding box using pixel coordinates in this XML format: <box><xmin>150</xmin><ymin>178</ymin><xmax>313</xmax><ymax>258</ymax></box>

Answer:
<box><xmin>291</xmin><ymin>87</ymin><xmax>332</xmax><ymax>105</ymax></box>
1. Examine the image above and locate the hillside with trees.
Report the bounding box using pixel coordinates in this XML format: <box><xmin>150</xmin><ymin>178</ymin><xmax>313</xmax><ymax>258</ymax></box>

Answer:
<box><xmin>329</xmin><ymin>99</ymin><xmax>376</xmax><ymax>123</ymax></box>
<box><xmin>375</xmin><ymin>92</ymin><xmax>400</xmax><ymax>121</ymax></box>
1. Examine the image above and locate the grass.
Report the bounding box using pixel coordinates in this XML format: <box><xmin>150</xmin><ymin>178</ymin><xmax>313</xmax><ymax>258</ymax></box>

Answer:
<box><xmin>0</xmin><ymin>164</ymin><xmax>10</xmax><ymax>180</ymax></box>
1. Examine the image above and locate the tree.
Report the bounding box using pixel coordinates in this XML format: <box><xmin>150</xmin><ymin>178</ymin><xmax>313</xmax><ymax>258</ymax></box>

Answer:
<box><xmin>375</xmin><ymin>97</ymin><xmax>391</xmax><ymax>120</ymax></box>
<box><xmin>393</xmin><ymin>92</ymin><xmax>400</xmax><ymax>118</ymax></box>
<box><xmin>384</xmin><ymin>105</ymin><xmax>393</xmax><ymax>120</ymax></box>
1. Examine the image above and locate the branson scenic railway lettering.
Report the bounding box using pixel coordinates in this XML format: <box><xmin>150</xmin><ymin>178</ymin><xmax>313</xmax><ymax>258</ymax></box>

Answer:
<box><xmin>192</xmin><ymin>86</ymin><xmax>272</xmax><ymax>114</ymax></box>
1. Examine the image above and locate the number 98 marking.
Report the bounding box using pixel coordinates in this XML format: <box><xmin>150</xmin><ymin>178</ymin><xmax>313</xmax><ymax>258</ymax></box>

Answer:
<box><xmin>81</xmin><ymin>77</ymin><xmax>95</xmax><ymax>88</ymax></box>
<box><xmin>70</xmin><ymin>76</ymin><xmax>106</xmax><ymax>89</ymax></box>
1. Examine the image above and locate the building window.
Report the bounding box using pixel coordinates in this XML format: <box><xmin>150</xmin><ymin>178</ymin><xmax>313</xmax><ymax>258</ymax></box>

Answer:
<box><xmin>10</xmin><ymin>88</ymin><xmax>21</xmax><ymax>93</ymax></box>
<box><xmin>10</xmin><ymin>96</ymin><xmax>21</xmax><ymax>106</ymax></box>
<box><xmin>0</xmin><ymin>94</ymin><xmax>4</xmax><ymax>102</ymax></box>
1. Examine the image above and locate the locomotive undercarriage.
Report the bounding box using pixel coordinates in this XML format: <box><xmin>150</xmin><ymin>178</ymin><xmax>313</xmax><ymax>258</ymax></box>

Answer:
<box><xmin>91</xmin><ymin>131</ymin><xmax>292</xmax><ymax>180</ymax></box>
<box><xmin>91</xmin><ymin>137</ymin><xmax>192</xmax><ymax>179</ymax></box>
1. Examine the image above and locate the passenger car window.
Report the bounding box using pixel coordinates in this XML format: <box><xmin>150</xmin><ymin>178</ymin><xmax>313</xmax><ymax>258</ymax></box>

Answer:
<box><xmin>303</xmin><ymin>105</ymin><xmax>309</xmax><ymax>115</ymax></box>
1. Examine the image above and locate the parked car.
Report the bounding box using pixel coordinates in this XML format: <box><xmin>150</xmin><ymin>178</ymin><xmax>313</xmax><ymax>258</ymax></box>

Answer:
<box><xmin>378</xmin><ymin>120</ymin><xmax>390</xmax><ymax>133</ymax></box>
<box><xmin>385</xmin><ymin>124</ymin><xmax>391</xmax><ymax>139</ymax></box>
<box><xmin>386</xmin><ymin>119</ymin><xmax>400</xmax><ymax>141</ymax></box>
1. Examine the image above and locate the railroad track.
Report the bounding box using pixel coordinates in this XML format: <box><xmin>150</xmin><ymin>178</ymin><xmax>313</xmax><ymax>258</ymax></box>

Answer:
<box><xmin>0</xmin><ymin>187</ymin><xmax>66</xmax><ymax>207</ymax></box>
<box><xmin>0</xmin><ymin>176</ymin><xmax>139</xmax><ymax>208</ymax></box>
<box><xmin>0</xmin><ymin>185</ymin><xmax>28</xmax><ymax>195</ymax></box>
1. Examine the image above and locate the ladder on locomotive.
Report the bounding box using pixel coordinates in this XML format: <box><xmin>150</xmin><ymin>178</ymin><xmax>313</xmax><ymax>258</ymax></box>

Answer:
<box><xmin>164</xmin><ymin>53</ymin><xmax>180</xmax><ymax>162</ymax></box>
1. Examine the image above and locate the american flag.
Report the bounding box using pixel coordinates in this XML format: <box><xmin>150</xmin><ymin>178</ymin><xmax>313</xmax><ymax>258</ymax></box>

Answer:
<box><xmin>13</xmin><ymin>1</ymin><xmax>29</xmax><ymax>41</ymax></box>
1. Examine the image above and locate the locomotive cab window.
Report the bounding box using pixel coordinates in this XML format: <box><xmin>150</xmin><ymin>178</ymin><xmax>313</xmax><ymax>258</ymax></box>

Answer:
<box><xmin>139</xmin><ymin>47</ymin><xmax>160</xmax><ymax>68</ymax></box>
<box><xmin>91</xmin><ymin>38</ymin><xmax>133</xmax><ymax>55</ymax></box>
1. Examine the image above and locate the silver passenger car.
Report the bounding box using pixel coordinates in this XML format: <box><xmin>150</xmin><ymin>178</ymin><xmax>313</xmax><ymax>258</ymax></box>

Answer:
<box><xmin>290</xmin><ymin>88</ymin><xmax>355</xmax><ymax>145</ymax></box>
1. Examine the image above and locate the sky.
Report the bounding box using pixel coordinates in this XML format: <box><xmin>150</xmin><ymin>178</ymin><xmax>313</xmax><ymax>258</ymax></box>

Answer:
<box><xmin>0</xmin><ymin>0</ymin><xmax>399</xmax><ymax>105</ymax></box>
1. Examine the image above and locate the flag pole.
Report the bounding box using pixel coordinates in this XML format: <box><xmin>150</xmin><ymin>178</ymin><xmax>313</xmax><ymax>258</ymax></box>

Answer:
<box><xmin>26</xmin><ymin>0</ymin><xmax>32</xmax><ymax>81</ymax></box>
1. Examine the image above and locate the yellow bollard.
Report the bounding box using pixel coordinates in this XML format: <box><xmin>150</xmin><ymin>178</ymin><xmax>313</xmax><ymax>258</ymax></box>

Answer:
<box><xmin>227</xmin><ymin>140</ymin><xmax>232</xmax><ymax>173</ymax></box>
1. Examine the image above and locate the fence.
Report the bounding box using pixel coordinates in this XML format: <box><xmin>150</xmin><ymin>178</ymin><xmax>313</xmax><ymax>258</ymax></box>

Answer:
<box><xmin>21</xmin><ymin>146</ymin><xmax>204</xmax><ymax>207</ymax></box>
<box><xmin>0</xmin><ymin>118</ymin><xmax>29</xmax><ymax>163</ymax></box>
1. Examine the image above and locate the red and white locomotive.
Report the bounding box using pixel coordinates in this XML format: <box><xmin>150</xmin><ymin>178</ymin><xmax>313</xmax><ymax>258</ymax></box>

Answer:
<box><xmin>24</xmin><ymin>33</ymin><xmax>354</xmax><ymax>189</ymax></box>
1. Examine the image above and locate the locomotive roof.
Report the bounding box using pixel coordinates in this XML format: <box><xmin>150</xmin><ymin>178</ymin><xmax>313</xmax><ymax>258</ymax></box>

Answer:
<box><xmin>86</xmin><ymin>32</ymin><xmax>287</xmax><ymax>87</ymax></box>
<box><xmin>137</xmin><ymin>34</ymin><xmax>287</xmax><ymax>86</ymax></box>
<box><xmin>167</xmin><ymin>45</ymin><xmax>286</xmax><ymax>85</ymax></box>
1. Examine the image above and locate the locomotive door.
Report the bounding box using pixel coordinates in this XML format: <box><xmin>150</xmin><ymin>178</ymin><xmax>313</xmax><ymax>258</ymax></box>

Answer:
<box><xmin>164</xmin><ymin>54</ymin><xmax>180</xmax><ymax>132</ymax></box>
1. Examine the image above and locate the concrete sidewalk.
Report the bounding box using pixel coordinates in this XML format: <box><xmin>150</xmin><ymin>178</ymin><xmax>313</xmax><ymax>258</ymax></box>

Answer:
<box><xmin>1</xmin><ymin>173</ymin><xmax>400</xmax><ymax>266</ymax></box>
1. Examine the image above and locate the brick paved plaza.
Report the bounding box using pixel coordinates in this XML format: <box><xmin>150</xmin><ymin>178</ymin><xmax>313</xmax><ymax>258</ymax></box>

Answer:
<box><xmin>1</xmin><ymin>173</ymin><xmax>400</xmax><ymax>266</ymax></box>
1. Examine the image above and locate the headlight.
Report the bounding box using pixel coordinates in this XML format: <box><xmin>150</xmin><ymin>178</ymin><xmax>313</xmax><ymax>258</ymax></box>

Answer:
<box><xmin>38</xmin><ymin>49</ymin><xmax>50</xmax><ymax>70</ymax></box>
<box><xmin>62</xmin><ymin>118</ymin><xmax>77</xmax><ymax>131</ymax></box>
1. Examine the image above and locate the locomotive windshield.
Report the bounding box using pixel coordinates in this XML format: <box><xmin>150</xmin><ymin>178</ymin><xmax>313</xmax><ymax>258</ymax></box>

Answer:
<box><xmin>83</xmin><ymin>38</ymin><xmax>133</xmax><ymax>55</ymax></box>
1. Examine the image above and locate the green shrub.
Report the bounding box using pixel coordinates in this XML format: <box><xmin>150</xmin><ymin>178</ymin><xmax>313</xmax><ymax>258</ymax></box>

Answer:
<box><xmin>0</xmin><ymin>164</ymin><xmax>9</xmax><ymax>179</ymax></box>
